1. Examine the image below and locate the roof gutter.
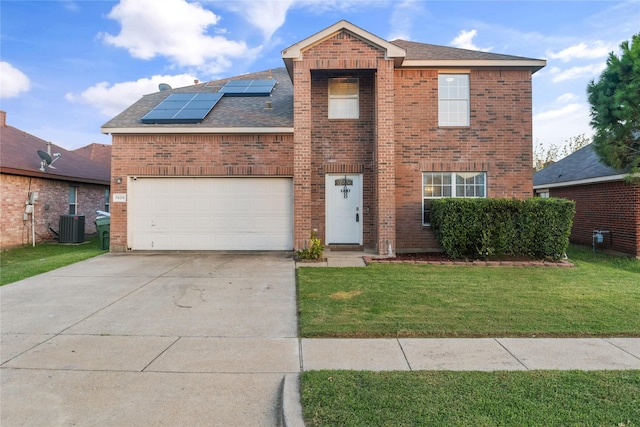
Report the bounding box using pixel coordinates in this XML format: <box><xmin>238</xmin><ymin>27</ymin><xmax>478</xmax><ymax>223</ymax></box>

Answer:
<box><xmin>101</xmin><ymin>127</ymin><xmax>295</xmax><ymax>135</ymax></box>
<box><xmin>0</xmin><ymin>167</ymin><xmax>110</xmax><ymax>186</ymax></box>
<box><xmin>401</xmin><ymin>59</ymin><xmax>546</xmax><ymax>73</ymax></box>
<box><xmin>533</xmin><ymin>173</ymin><xmax>631</xmax><ymax>189</ymax></box>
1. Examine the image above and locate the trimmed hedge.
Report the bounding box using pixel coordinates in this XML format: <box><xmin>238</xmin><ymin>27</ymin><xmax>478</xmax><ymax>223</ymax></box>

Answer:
<box><xmin>430</xmin><ymin>198</ymin><xmax>575</xmax><ymax>261</ymax></box>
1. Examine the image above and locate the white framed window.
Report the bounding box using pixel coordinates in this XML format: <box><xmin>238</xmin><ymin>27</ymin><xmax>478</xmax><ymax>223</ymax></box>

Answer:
<box><xmin>422</xmin><ymin>172</ymin><xmax>486</xmax><ymax>225</ymax></box>
<box><xmin>69</xmin><ymin>186</ymin><xmax>78</xmax><ymax>215</ymax></box>
<box><xmin>104</xmin><ymin>189</ymin><xmax>110</xmax><ymax>212</ymax></box>
<box><xmin>536</xmin><ymin>189</ymin><xmax>550</xmax><ymax>198</ymax></box>
<box><xmin>328</xmin><ymin>78</ymin><xmax>359</xmax><ymax>119</ymax></box>
<box><xmin>438</xmin><ymin>74</ymin><xmax>470</xmax><ymax>126</ymax></box>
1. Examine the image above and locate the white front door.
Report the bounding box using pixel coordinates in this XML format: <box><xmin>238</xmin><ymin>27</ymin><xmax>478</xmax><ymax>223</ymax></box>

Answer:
<box><xmin>325</xmin><ymin>174</ymin><xmax>362</xmax><ymax>244</ymax></box>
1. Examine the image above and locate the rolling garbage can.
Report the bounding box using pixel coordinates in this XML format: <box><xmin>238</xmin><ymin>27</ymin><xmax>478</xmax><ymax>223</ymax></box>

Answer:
<box><xmin>95</xmin><ymin>217</ymin><xmax>110</xmax><ymax>250</ymax></box>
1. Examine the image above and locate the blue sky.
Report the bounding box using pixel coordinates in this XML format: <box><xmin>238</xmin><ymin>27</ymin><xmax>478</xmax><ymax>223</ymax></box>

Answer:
<box><xmin>1</xmin><ymin>0</ymin><xmax>638</xmax><ymax>152</ymax></box>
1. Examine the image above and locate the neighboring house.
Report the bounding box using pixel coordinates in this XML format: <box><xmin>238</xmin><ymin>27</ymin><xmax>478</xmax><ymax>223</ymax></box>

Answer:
<box><xmin>0</xmin><ymin>110</ymin><xmax>111</xmax><ymax>249</ymax></box>
<box><xmin>102</xmin><ymin>20</ymin><xmax>545</xmax><ymax>254</ymax></box>
<box><xmin>534</xmin><ymin>143</ymin><xmax>640</xmax><ymax>258</ymax></box>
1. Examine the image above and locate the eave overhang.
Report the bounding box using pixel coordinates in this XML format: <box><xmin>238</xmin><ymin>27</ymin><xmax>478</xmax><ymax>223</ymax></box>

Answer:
<box><xmin>401</xmin><ymin>59</ymin><xmax>547</xmax><ymax>73</ymax></box>
<box><xmin>102</xmin><ymin>127</ymin><xmax>295</xmax><ymax>135</ymax></box>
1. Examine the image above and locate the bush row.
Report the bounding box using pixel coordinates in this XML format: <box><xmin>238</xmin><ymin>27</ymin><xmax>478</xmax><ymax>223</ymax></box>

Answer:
<box><xmin>430</xmin><ymin>198</ymin><xmax>575</xmax><ymax>261</ymax></box>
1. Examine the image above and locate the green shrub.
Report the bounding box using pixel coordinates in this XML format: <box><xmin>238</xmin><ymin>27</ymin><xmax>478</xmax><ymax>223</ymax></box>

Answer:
<box><xmin>297</xmin><ymin>231</ymin><xmax>325</xmax><ymax>260</ymax></box>
<box><xmin>431</xmin><ymin>198</ymin><xmax>575</xmax><ymax>260</ymax></box>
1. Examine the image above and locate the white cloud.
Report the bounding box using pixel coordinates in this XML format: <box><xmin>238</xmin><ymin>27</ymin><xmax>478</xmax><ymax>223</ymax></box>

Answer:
<box><xmin>66</xmin><ymin>74</ymin><xmax>198</xmax><ymax>117</ymax></box>
<box><xmin>549</xmin><ymin>63</ymin><xmax>606</xmax><ymax>83</ymax></box>
<box><xmin>556</xmin><ymin>93</ymin><xmax>578</xmax><ymax>103</ymax></box>
<box><xmin>450</xmin><ymin>29</ymin><xmax>492</xmax><ymax>52</ymax></box>
<box><xmin>0</xmin><ymin>62</ymin><xmax>30</xmax><ymax>98</ymax></box>
<box><xmin>238</xmin><ymin>0</ymin><xmax>294</xmax><ymax>40</ymax></box>
<box><xmin>102</xmin><ymin>0</ymin><xmax>250</xmax><ymax>74</ymax></box>
<box><xmin>546</xmin><ymin>41</ymin><xmax>616</xmax><ymax>62</ymax></box>
<box><xmin>388</xmin><ymin>0</ymin><xmax>426</xmax><ymax>41</ymax></box>
<box><xmin>533</xmin><ymin>103</ymin><xmax>593</xmax><ymax>148</ymax></box>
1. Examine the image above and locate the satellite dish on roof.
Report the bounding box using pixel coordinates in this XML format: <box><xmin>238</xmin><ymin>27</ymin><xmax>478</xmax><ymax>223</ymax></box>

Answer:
<box><xmin>159</xmin><ymin>83</ymin><xmax>172</xmax><ymax>91</ymax></box>
<box><xmin>37</xmin><ymin>149</ymin><xmax>61</xmax><ymax>172</ymax></box>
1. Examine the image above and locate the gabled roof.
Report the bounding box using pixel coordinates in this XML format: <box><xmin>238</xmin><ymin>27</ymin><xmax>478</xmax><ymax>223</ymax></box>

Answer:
<box><xmin>0</xmin><ymin>112</ymin><xmax>110</xmax><ymax>185</ymax></box>
<box><xmin>102</xmin><ymin>68</ymin><xmax>293</xmax><ymax>135</ymax></box>
<box><xmin>533</xmin><ymin>144</ymin><xmax>628</xmax><ymax>189</ymax></box>
<box><xmin>391</xmin><ymin>40</ymin><xmax>546</xmax><ymax>73</ymax></box>
<box><xmin>281</xmin><ymin>19</ymin><xmax>407</xmax><ymax>77</ymax></box>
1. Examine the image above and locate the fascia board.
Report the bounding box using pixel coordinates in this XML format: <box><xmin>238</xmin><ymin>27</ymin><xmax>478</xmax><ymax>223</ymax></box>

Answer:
<box><xmin>102</xmin><ymin>127</ymin><xmax>294</xmax><ymax>135</ymax></box>
<box><xmin>401</xmin><ymin>59</ymin><xmax>547</xmax><ymax>73</ymax></box>
<box><xmin>533</xmin><ymin>174</ymin><xmax>630</xmax><ymax>189</ymax></box>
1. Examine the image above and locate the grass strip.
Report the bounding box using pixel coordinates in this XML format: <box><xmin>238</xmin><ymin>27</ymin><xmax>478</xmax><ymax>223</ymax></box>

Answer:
<box><xmin>1</xmin><ymin>237</ymin><xmax>106</xmax><ymax>286</ymax></box>
<box><xmin>297</xmin><ymin>245</ymin><xmax>640</xmax><ymax>338</ymax></box>
<box><xmin>301</xmin><ymin>370</ymin><xmax>640</xmax><ymax>426</ymax></box>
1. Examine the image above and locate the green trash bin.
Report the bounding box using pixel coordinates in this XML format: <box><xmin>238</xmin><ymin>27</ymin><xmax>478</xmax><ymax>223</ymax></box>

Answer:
<box><xmin>95</xmin><ymin>217</ymin><xmax>110</xmax><ymax>250</ymax></box>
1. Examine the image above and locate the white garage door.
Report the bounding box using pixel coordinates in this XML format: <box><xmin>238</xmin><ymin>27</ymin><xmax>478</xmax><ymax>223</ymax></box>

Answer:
<box><xmin>129</xmin><ymin>177</ymin><xmax>293</xmax><ymax>250</ymax></box>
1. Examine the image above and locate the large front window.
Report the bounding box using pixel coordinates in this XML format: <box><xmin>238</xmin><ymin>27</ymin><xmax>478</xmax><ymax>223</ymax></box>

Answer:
<box><xmin>328</xmin><ymin>78</ymin><xmax>359</xmax><ymax>119</ymax></box>
<box><xmin>423</xmin><ymin>172</ymin><xmax>486</xmax><ymax>225</ymax></box>
<box><xmin>438</xmin><ymin>74</ymin><xmax>470</xmax><ymax>126</ymax></box>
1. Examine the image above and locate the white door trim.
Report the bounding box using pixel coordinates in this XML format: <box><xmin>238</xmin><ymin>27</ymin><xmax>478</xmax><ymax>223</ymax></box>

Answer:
<box><xmin>325</xmin><ymin>173</ymin><xmax>363</xmax><ymax>245</ymax></box>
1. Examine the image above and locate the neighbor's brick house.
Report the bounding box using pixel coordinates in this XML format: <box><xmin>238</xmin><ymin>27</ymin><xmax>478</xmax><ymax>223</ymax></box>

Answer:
<box><xmin>534</xmin><ymin>144</ymin><xmax>640</xmax><ymax>258</ymax></box>
<box><xmin>102</xmin><ymin>21</ymin><xmax>545</xmax><ymax>254</ymax></box>
<box><xmin>0</xmin><ymin>110</ymin><xmax>111</xmax><ymax>249</ymax></box>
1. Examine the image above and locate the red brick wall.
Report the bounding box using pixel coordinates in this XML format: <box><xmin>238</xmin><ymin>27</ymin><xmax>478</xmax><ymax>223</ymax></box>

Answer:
<box><xmin>550</xmin><ymin>181</ymin><xmax>640</xmax><ymax>257</ymax></box>
<box><xmin>1</xmin><ymin>173</ymin><xmax>108</xmax><ymax>249</ymax></box>
<box><xmin>308</xmin><ymin>70</ymin><xmax>376</xmax><ymax>247</ymax></box>
<box><xmin>393</xmin><ymin>69</ymin><xmax>534</xmax><ymax>252</ymax></box>
<box><xmin>110</xmin><ymin>133</ymin><xmax>293</xmax><ymax>251</ymax></box>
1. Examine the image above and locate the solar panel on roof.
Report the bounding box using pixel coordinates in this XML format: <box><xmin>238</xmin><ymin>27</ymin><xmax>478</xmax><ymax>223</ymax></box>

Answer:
<box><xmin>141</xmin><ymin>93</ymin><xmax>223</xmax><ymax>124</ymax></box>
<box><xmin>218</xmin><ymin>79</ymin><xmax>276</xmax><ymax>96</ymax></box>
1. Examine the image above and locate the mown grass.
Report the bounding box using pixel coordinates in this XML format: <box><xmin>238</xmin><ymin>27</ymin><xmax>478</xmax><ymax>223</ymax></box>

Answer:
<box><xmin>297</xmin><ymin>245</ymin><xmax>640</xmax><ymax>337</ymax></box>
<box><xmin>1</xmin><ymin>237</ymin><xmax>106</xmax><ymax>286</ymax></box>
<box><xmin>301</xmin><ymin>370</ymin><xmax>640</xmax><ymax>426</ymax></box>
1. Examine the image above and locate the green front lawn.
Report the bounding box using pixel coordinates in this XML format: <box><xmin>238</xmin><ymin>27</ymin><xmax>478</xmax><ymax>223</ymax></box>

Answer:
<box><xmin>301</xmin><ymin>370</ymin><xmax>640</xmax><ymax>426</ymax></box>
<box><xmin>1</xmin><ymin>237</ymin><xmax>106</xmax><ymax>286</ymax></box>
<box><xmin>297</xmin><ymin>245</ymin><xmax>640</xmax><ymax>337</ymax></box>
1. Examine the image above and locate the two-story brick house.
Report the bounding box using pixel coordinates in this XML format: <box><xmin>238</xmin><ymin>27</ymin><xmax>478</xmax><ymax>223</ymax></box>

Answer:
<box><xmin>102</xmin><ymin>20</ymin><xmax>545</xmax><ymax>254</ymax></box>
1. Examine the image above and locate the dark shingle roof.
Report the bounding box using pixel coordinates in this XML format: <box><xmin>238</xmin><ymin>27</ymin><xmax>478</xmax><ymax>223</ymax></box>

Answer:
<box><xmin>0</xmin><ymin>116</ymin><xmax>110</xmax><ymax>184</ymax></box>
<box><xmin>534</xmin><ymin>144</ymin><xmax>626</xmax><ymax>187</ymax></box>
<box><xmin>102</xmin><ymin>68</ymin><xmax>293</xmax><ymax>131</ymax></box>
<box><xmin>391</xmin><ymin>39</ymin><xmax>540</xmax><ymax>62</ymax></box>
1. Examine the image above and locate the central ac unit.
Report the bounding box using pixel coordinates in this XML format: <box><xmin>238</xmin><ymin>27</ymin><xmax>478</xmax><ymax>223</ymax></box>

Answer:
<box><xmin>59</xmin><ymin>215</ymin><xmax>85</xmax><ymax>243</ymax></box>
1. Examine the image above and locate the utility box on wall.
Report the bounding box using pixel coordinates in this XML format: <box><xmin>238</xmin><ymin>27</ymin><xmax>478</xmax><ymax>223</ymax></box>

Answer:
<box><xmin>59</xmin><ymin>215</ymin><xmax>85</xmax><ymax>243</ymax></box>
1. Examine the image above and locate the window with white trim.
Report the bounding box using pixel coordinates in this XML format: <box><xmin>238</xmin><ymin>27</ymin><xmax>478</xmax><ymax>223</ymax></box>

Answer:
<box><xmin>69</xmin><ymin>186</ymin><xmax>78</xmax><ymax>215</ymax></box>
<box><xmin>104</xmin><ymin>189</ymin><xmax>110</xmax><ymax>212</ymax></box>
<box><xmin>328</xmin><ymin>78</ymin><xmax>359</xmax><ymax>119</ymax></box>
<box><xmin>422</xmin><ymin>172</ymin><xmax>486</xmax><ymax>225</ymax></box>
<box><xmin>438</xmin><ymin>74</ymin><xmax>470</xmax><ymax>126</ymax></box>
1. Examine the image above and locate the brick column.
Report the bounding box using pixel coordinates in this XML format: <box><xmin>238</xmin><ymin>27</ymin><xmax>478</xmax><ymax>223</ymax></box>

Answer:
<box><xmin>293</xmin><ymin>65</ymin><xmax>312</xmax><ymax>250</ymax></box>
<box><xmin>375</xmin><ymin>59</ymin><xmax>396</xmax><ymax>255</ymax></box>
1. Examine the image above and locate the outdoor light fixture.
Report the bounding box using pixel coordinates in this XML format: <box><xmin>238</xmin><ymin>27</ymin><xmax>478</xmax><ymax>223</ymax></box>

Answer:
<box><xmin>115</xmin><ymin>177</ymin><xmax>122</xmax><ymax>184</ymax></box>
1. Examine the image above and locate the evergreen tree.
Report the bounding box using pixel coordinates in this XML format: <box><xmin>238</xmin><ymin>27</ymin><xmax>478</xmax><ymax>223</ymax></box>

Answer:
<box><xmin>587</xmin><ymin>33</ymin><xmax>640</xmax><ymax>177</ymax></box>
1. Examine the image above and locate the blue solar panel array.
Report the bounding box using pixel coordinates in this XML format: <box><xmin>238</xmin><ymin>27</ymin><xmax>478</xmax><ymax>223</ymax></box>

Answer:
<box><xmin>141</xmin><ymin>93</ymin><xmax>224</xmax><ymax>124</ymax></box>
<box><xmin>218</xmin><ymin>79</ymin><xmax>277</xmax><ymax>96</ymax></box>
<box><xmin>141</xmin><ymin>79</ymin><xmax>276</xmax><ymax>124</ymax></box>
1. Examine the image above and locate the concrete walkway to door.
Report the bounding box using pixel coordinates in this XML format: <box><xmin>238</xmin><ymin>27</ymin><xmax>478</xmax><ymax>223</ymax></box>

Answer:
<box><xmin>1</xmin><ymin>252</ymin><xmax>299</xmax><ymax>426</ymax></box>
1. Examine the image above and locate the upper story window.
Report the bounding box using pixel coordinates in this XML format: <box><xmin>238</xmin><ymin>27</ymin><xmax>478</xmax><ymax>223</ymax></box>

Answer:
<box><xmin>422</xmin><ymin>172</ymin><xmax>486</xmax><ymax>225</ymax></box>
<box><xmin>328</xmin><ymin>78</ymin><xmax>359</xmax><ymax>119</ymax></box>
<box><xmin>438</xmin><ymin>74</ymin><xmax>470</xmax><ymax>127</ymax></box>
<box><xmin>69</xmin><ymin>186</ymin><xmax>78</xmax><ymax>215</ymax></box>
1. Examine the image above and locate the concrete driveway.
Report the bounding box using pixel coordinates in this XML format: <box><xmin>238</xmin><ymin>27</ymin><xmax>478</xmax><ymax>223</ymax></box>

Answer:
<box><xmin>1</xmin><ymin>252</ymin><xmax>299</xmax><ymax>426</ymax></box>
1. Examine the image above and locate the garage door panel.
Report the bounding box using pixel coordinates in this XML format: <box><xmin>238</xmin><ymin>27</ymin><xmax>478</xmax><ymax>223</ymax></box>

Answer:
<box><xmin>130</xmin><ymin>178</ymin><xmax>293</xmax><ymax>250</ymax></box>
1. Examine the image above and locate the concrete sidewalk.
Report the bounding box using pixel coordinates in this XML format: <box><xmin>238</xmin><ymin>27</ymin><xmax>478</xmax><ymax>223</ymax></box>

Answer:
<box><xmin>300</xmin><ymin>337</ymin><xmax>640</xmax><ymax>371</ymax></box>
